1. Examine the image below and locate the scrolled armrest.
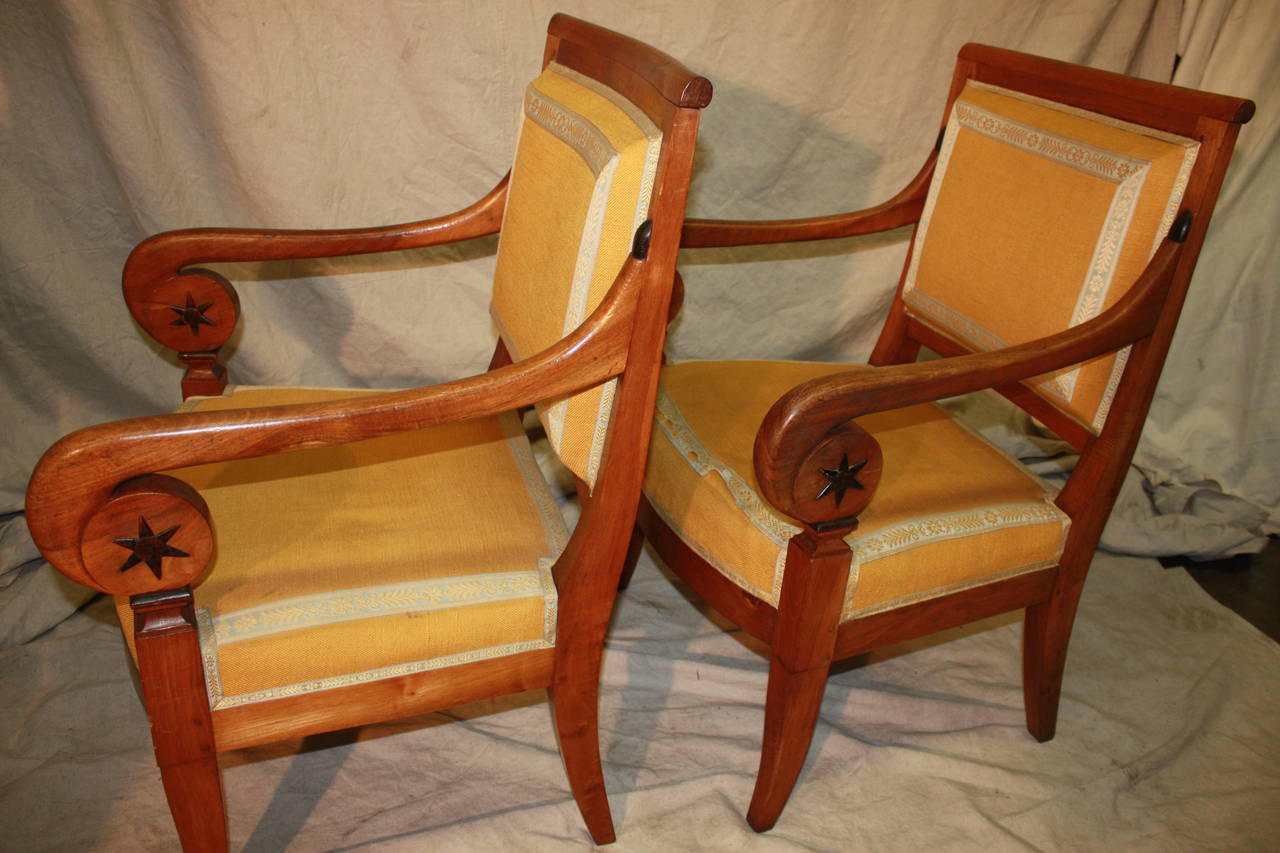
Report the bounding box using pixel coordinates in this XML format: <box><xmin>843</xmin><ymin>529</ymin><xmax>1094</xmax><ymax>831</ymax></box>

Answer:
<box><xmin>753</xmin><ymin>235</ymin><xmax>1184</xmax><ymax>524</ymax></box>
<box><xmin>121</xmin><ymin>175</ymin><xmax>509</xmax><ymax>356</ymax></box>
<box><xmin>680</xmin><ymin>153</ymin><xmax>935</xmax><ymax>249</ymax></box>
<box><xmin>29</xmin><ymin>242</ymin><xmax>644</xmax><ymax>594</ymax></box>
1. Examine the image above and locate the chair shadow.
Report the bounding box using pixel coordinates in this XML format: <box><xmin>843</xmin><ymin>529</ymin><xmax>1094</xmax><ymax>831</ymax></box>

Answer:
<box><xmin>238</xmin><ymin>728</ymin><xmax>362</xmax><ymax>853</ymax></box>
<box><xmin>225</xmin><ymin>687</ymin><xmax>551</xmax><ymax>851</ymax></box>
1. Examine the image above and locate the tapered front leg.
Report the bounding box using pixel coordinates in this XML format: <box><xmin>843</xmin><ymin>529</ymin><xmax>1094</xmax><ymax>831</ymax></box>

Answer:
<box><xmin>747</xmin><ymin>527</ymin><xmax>852</xmax><ymax>832</ymax></box>
<box><xmin>132</xmin><ymin>588</ymin><xmax>227</xmax><ymax>853</ymax></box>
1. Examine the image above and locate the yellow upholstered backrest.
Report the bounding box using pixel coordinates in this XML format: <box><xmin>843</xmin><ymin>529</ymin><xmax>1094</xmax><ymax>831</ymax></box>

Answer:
<box><xmin>903</xmin><ymin>81</ymin><xmax>1198</xmax><ymax>431</ymax></box>
<box><xmin>491</xmin><ymin>63</ymin><xmax>662</xmax><ymax>488</ymax></box>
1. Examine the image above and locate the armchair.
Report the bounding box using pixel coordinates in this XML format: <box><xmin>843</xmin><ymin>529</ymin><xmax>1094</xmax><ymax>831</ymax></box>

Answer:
<box><xmin>25</xmin><ymin>14</ymin><xmax>711</xmax><ymax>849</ymax></box>
<box><xmin>633</xmin><ymin>44</ymin><xmax>1252</xmax><ymax>830</ymax></box>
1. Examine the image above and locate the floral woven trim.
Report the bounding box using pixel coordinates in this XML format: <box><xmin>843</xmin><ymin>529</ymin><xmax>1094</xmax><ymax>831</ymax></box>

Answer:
<box><xmin>643</xmin><ymin>490</ymin><xmax>788</xmax><ymax>607</ymax></box>
<box><xmin>851</xmin><ymin>502</ymin><xmax>1065</xmax><ymax>563</ymax></box>
<box><xmin>951</xmin><ymin>100</ymin><xmax>1147</xmax><ymax>181</ymax></box>
<box><xmin>966</xmin><ymin>81</ymin><xmax>1200</xmax><ymax>264</ymax></box>
<box><xmin>905</xmin><ymin>83</ymin><xmax>1199</xmax><ymax>434</ymax></box>
<box><xmin>548</xmin><ymin>61</ymin><xmax>663</xmax><ymax>236</ymax></box>
<box><xmin>653</xmin><ymin>387</ymin><xmax>800</xmax><ymax>604</ymax></box>
<box><xmin>498</xmin><ymin>409</ymin><xmax>565</xmax><ymax>642</ymax></box>
<box><xmin>967</xmin><ymin>80</ymin><xmax>1201</xmax><ymax>148</ymax></box>
<box><xmin>524</xmin><ymin>83</ymin><xmax>616</xmax><ymax>174</ymax></box>
<box><xmin>654</xmin><ymin>388</ymin><xmax>801</xmax><ymax>550</ymax></box>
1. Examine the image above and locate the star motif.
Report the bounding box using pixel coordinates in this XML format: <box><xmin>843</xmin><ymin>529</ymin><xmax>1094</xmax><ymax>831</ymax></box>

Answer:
<box><xmin>168</xmin><ymin>293</ymin><xmax>216</xmax><ymax>336</ymax></box>
<box><xmin>815</xmin><ymin>453</ymin><xmax>868</xmax><ymax>508</ymax></box>
<box><xmin>113</xmin><ymin>516</ymin><xmax>189</xmax><ymax>580</ymax></box>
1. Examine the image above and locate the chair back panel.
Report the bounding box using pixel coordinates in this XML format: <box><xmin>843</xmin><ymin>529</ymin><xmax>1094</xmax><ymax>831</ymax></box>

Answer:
<box><xmin>902</xmin><ymin>81</ymin><xmax>1198</xmax><ymax>432</ymax></box>
<box><xmin>491</xmin><ymin>62</ymin><xmax>662</xmax><ymax>488</ymax></box>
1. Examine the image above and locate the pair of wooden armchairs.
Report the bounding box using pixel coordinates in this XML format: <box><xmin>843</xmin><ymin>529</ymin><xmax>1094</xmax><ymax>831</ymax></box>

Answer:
<box><xmin>24</xmin><ymin>13</ymin><xmax>1253</xmax><ymax>849</ymax></box>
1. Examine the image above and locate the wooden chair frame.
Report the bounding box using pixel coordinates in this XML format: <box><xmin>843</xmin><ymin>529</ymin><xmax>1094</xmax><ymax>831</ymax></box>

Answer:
<box><xmin>25</xmin><ymin>15</ymin><xmax>711</xmax><ymax>849</ymax></box>
<box><xmin>632</xmin><ymin>43</ymin><xmax>1253</xmax><ymax>830</ymax></box>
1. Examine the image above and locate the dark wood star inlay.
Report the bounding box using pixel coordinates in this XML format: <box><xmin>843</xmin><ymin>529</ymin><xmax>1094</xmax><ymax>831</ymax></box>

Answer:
<box><xmin>815</xmin><ymin>453</ymin><xmax>868</xmax><ymax>508</ymax></box>
<box><xmin>113</xmin><ymin>516</ymin><xmax>189</xmax><ymax>580</ymax></box>
<box><xmin>168</xmin><ymin>293</ymin><xmax>216</xmax><ymax>336</ymax></box>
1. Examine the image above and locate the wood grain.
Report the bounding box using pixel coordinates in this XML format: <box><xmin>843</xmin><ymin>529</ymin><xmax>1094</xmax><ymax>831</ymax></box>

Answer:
<box><xmin>28</xmin><ymin>255</ymin><xmax>641</xmax><ymax>592</ymax></box>
<box><xmin>639</xmin><ymin>41</ymin><xmax>1255</xmax><ymax>830</ymax></box>
<box><xmin>25</xmin><ymin>13</ymin><xmax>713</xmax><ymax>849</ymax></box>
<box><xmin>681</xmin><ymin>152</ymin><xmax>934</xmax><ymax>248</ymax></box>
<box><xmin>212</xmin><ymin>649</ymin><xmax>556</xmax><ymax>751</ymax></box>
<box><xmin>80</xmin><ymin>475</ymin><xmax>213</xmax><ymax>596</ymax></box>
<box><xmin>747</xmin><ymin>529</ymin><xmax>852</xmax><ymax>832</ymax></box>
<box><xmin>132</xmin><ymin>588</ymin><xmax>226</xmax><ymax>852</ymax></box>
<box><xmin>752</xmin><ymin>236</ymin><xmax>1182</xmax><ymax>526</ymax></box>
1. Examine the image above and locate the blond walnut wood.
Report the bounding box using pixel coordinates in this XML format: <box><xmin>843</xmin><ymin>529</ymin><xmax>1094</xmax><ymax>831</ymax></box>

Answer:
<box><xmin>132</xmin><ymin>588</ymin><xmax>226</xmax><ymax>852</ymax></box>
<box><xmin>28</xmin><ymin>259</ymin><xmax>641</xmax><ymax>593</ymax></box>
<box><xmin>640</xmin><ymin>42</ymin><xmax>1255</xmax><ymax>832</ymax></box>
<box><xmin>177</xmin><ymin>351</ymin><xmax>228</xmax><ymax>399</ymax></box>
<box><xmin>81</xmin><ymin>474</ymin><xmax>212</xmax><ymax>595</ymax></box>
<box><xmin>26</xmin><ymin>13</ymin><xmax>711</xmax><ymax>849</ymax></box>
<box><xmin>135</xmin><ymin>268</ymin><xmax>240</xmax><ymax>352</ymax></box>
<box><xmin>786</xmin><ymin>422</ymin><xmax>882</xmax><ymax>526</ymax></box>
<box><xmin>213</xmin><ymin>649</ymin><xmax>556</xmax><ymax>751</ymax></box>
<box><xmin>122</xmin><ymin>175</ymin><xmax>509</xmax><ymax>398</ymax></box>
<box><xmin>753</xmin><ymin>235</ymin><xmax>1183</xmax><ymax>524</ymax></box>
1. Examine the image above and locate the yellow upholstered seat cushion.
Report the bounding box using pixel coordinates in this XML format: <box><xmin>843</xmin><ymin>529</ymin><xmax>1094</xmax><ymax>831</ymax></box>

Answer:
<box><xmin>115</xmin><ymin>387</ymin><xmax>565</xmax><ymax>709</ymax></box>
<box><xmin>644</xmin><ymin>361</ymin><xmax>1069</xmax><ymax>620</ymax></box>
<box><xmin>490</xmin><ymin>63</ymin><xmax>661</xmax><ymax>489</ymax></box>
<box><xmin>904</xmin><ymin>81</ymin><xmax>1198</xmax><ymax>431</ymax></box>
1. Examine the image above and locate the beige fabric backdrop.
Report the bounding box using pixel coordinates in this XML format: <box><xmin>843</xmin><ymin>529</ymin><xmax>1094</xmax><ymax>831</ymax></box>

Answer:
<box><xmin>3</xmin><ymin>3</ymin><xmax>1280</xmax><ymax>851</ymax></box>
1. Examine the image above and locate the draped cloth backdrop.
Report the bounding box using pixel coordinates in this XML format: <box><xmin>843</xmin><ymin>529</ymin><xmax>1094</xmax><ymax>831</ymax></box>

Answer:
<box><xmin>1</xmin><ymin>0</ymin><xmax>1276</xmax><ymax>643</ymax></box>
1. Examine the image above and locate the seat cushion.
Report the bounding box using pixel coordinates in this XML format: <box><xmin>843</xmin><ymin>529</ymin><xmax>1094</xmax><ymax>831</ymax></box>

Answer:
<box><xmin>115</xmin><ymin>387</ymin><xmax>566</xmax><ymax>710</ymax></box>
<box><xmin>644</xmin><ymin>361</ymin><xmax>1069</xmax><ymax>620</ymax></box>
<box><xmin>903</xmin><ymin>81</ymin><xmax>1198</xmax><ymax>432</ymax></box>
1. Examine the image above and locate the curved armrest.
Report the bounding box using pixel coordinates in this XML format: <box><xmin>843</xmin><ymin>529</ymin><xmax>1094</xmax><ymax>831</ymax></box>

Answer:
<box><xmin>121</xmin><ymin>175</ymin><xmax>509</xmax><ymax>388</ymax></box>
<box><xmin>125</xmin><ymin>174</ymin><xmax>508</xmax><ymax>283</ymax></box>
<box><xmin>680</xmin><ymin>153</ymin><xmax>935</xmax><ymax>248</ymax></box>
<box><xmin>28</xmin><ymin>245</ymin><xmax>644</xmax><ymax>595</ymax></box>
<box><xmin>753</xmin><ymin>235</ymin><xmax>1184</xmax><ymax>525</ymax></box>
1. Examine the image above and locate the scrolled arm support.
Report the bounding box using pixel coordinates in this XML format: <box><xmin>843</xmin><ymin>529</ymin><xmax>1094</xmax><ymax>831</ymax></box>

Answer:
<box><xmin>80</xmin><ymin>475</ymin><xmax>214</xmax><ymax>596</ymax></box>
<box><xmin>781</xmin><ymin>424</ymin><xmax>884</xmax><ymax>531</ymax></box>
<box><xmin>121</xmin><ymin>175</ymin><xmax>510</xmax><ymax>395</ymax></box>
<box><xmin>28</xmin><ymin>247</ymin><xmax>646</xmax><ymax>593</ymax></box>
<box><xmin>752</xmin><ymin>235</ymin><xmax>1185</xmax><ymax>525</ymax></box>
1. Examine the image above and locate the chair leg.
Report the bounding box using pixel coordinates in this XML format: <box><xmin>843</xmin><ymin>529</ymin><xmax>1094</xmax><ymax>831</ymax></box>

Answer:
<box><xmin>746</xmin><ymin>657</ymin><xmax>831</xmax><ymax>832</ymax></box>
<box><xmin>745</xmin><ymin>527</ymin><xmax>852</xmax><ymax>832</ymax></box>
<box><xmin>157</xmin><ymin>757</ymin><xmax>228</xmax><ymax>853</ymax></box>
<box><xmin>617</xmin><ymin>526</ymin><xmax>644</xmax><ymax>591</ymax></box>
<box><xmin>550</xmin><ymin>651</ymin><xmax>616</xmax><ymax>845</ymax></box>
<box><xmin>1022</xmin><ymin>582</ymin><xmax>1085</xmax><ymax>742</ymax></box>
<box><xmin>132</xmin><ymin>590</ymin><xmax>228</xmax><ymax>853</ymax></box>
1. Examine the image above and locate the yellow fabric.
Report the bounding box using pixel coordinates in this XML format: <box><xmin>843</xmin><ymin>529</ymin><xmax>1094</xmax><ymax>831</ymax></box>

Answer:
<box><xmin>490</xmin><ymin>63</ymin><xmax>661</xmax><ymax>488</ymax></box>
<box><xmin>904</xmin><ymin>81</ymin><xmax>1198</xmax><ymax>431</ymax></box>
<box><xmin>116</xmin><ymin>386</ymin><xmax>564</xmax><ymax>708</ymax></box>
<box><xmin>644</xmin><ymin>361</ymin><xmax>1069</xmax><ymax>619</ymax></box>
